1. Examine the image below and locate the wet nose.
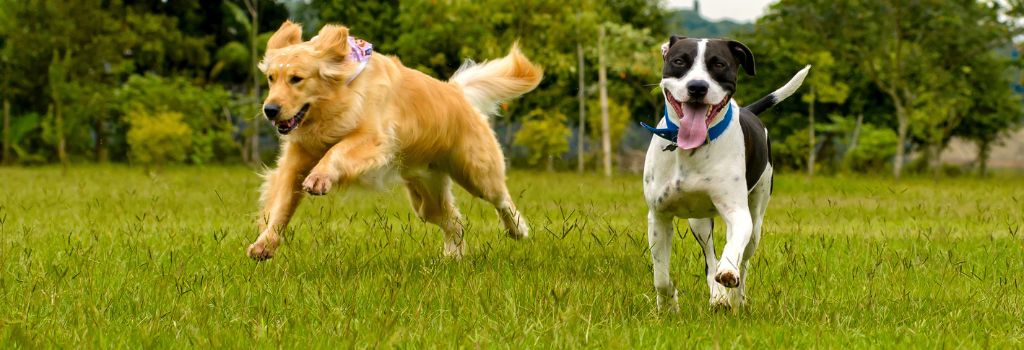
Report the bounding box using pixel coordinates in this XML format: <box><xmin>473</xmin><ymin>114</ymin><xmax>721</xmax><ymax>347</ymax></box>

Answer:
<box><xmin>263</xmin><ymin>104</ymin><xmax>281</xmax><ymax>120</ymax></box>
<box><xmin>686</xmin><ymin>81</ymin><xmax>709</xmax><ymax>97</ymax></box>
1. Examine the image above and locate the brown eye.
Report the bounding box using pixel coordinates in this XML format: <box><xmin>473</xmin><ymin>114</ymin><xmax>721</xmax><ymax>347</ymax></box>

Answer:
<box><xmin>672</xmin><ymin>58</ymin><xmax>685</xmax><ymax>66</ymax></box>
<box><xmin>713</xmin><ymin>62</ymin><xmax>726</xmax><ymax>69</ymax></box>
<box><xmin>268</xmin><ymin>75</ymin><xmax>274</xmax><ymax>83</ymax></box>
<box><xmin>289</xmin><ymin>76</ymin><xmax>303</xmax><ymax>84</ymax></box>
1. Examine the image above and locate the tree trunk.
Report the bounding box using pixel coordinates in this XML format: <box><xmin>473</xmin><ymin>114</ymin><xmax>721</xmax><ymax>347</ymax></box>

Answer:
<box><xmin>2</xmin><ymin>98</ymin><xmax>10</xmax><ymax>164</ymax></box>
<box><xmin>247</xmin><ymin>0</ymin><xmax>261</xmax><ymax>166</ymax></box>
<box><xmin>94</xmin><ymin>118</ymin><xmax>108</xmax><ymax>162</ymax></box>
<box><xmin>546</xmin><ymin>153</ymin><xmax>554</xmax><ymax>172</ymax></box>
<box><xmin>927</xmin><ymin>143</ymin><xmax>941</xmax><ymax>177</ymax></box>
<box><xmin>893</xmin><ymin>105</ymin><xmax>909</xmax><ymax>178</ymax></box>
<box><xmin>598</xmin><ymin>25</ymin><xmax>611</xmax><ymax>177</ymax></box>
<box><xmin>576</xmin><ymin>42</ymin><xmax>586</xmax><ymax>173</ymax></box>
<box><xmin>848</xmin><ymin>113</ymin><xmax>864</xmax><ymax>152</ymax></box>
<box><xmin>807</xmin><ymin>86</ymin><xmax>815</xmax><ymax>177</ymax></box>
<box><xmin>977</xmin><ymin>139</ymin><xmax>991</xmax><ymax>177</ymax></box>
<box><xmin>55</xmin><ymin>101</ymin><xmax>67</xmax><ymax>169</ymax></box>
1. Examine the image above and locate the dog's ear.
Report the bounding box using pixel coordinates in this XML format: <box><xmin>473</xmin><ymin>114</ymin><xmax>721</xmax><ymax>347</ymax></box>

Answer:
<box><xmin>663</xmin><ymin>35</ymin><xmax>686</xmax><ymax>60</ymax></box>
<box><xmin>669</xmin><ymin>35</ymin><xmax>686</xmax><ymax>47</ymax></box>
<box><xmin>727</xmin><ymin>40</ymin><xmax>756</xmax><ymax>76</ymax></box>
<box><xmin>267</xmin><ymin>21</ymin><xmax>302</xmax><ymax>50</ymax></box>
<box><xmin>312</xmin><ymin>24</ymin><xmax>351</xmax><ymax>61</ymax></box>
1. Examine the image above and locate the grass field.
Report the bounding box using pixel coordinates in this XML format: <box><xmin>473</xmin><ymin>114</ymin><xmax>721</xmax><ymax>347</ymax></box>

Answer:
<box><xmin>1</xmin><ymin>166</ymin><xmax>1022</xmax><ymax>348</ymax></box>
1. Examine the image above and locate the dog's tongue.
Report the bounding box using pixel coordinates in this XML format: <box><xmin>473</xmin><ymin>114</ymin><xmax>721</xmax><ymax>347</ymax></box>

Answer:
<box><xmin>275</xmin><ymin>118</ymin><xmax>296</xmax><ymax>129</ymax></box>
<box><xmin>676</xmin><ymin>103</ymin><xmax>710</xmax><ymax>149</ymax></box>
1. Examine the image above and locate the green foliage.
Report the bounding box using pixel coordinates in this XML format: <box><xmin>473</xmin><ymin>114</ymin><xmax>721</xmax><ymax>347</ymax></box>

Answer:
<box><xmin>6</xmin><ymin>113</ymin><xmax>45</xmax><ymax>163</ymax></box>
<box><xmin>586</xmin><ymin>98</ymin><xmax>630</xmax><ymax>150</ymax></box>
<box><xmin>514</xmin><ymin>110</ymin><xmax>571</xmax><ymax>169</ymax></box>
<box><xmin>741</xmin><ymin>0</ymin><xmax>1023</xmax><ymax>176</ymax></box>
<box><xmin>774</xmin><ymin>127</ymin><xmax>810</xmax><ymax>170</ymax></box>
<box><xmin>116</xmin><ymin>74</ymin><xmax>238</xmax><ymax>163</ymax></box>
<box><xmin>799</xmin><ymin>51</ymin><xmax>849</xmax><ymax>105</ymax></box>
<box><xmin>843</xmin><ymin>124</ymin><xmax>898</xmax><ymax>173</ymax></box>
<box><xmin>125</xmin><ymin>111</ymin><xmax>192</xmax><ymax>166</ymax></box>
<box><xmin>1</xmin><ymin>0</ymin><xmax>1021</xmax><ymax>173</ymax></box>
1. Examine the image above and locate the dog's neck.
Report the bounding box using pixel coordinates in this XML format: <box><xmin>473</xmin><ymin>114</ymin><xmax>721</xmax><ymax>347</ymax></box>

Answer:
<box><xmin>345</xmin><ymin>36</ymin><xmax>373</xmax><ymax>85</ymax></box>
<box><xmin>663</xmin><ymin>98</ymin><xmax>733</xmax><ymax>131</ymax></box>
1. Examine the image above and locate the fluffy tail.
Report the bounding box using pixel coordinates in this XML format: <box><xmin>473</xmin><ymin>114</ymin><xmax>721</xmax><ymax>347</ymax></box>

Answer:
<box><xmin>745</xmin><ymin>65</ymin><xmax>811</xmax><ymax>115</ymax></box>
<box><xmin>450</xmin><ymin>43</ymin><xmax>543</xmax><ymax>117</ymax></box>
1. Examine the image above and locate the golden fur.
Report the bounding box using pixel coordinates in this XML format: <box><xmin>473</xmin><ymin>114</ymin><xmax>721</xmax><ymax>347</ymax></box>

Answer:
<box><xmin>247</xmin><ymin>21</ymin><xmax>543</xmax><ymax>260</ymax></box>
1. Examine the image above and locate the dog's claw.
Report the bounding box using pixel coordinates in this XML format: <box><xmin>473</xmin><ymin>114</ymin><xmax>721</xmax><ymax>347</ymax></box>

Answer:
<box><xmin>247</xmin><ymin>242</ymin><xmax>274</xmax><ymax>261</ymax></box>
<box><xmin>302</xmin><ymin>171</ymin><xmax>334</xmax><ymax>195</ymax></box>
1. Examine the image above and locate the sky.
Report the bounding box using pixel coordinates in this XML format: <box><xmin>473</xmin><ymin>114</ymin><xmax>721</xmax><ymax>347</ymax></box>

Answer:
<box><xmin>664</xmin><ymin>0</ymin><xmax>778</xmax><ymax>23</ymax></box>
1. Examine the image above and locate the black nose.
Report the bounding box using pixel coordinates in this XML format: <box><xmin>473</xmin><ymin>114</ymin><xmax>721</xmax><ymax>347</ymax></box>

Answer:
<box><xmin>263</xmin><ymin>104</ymin><xmax>281</xmax><ymax>120</ymax></box>
<box><xmin>686</xmin><ymin>81</ymin><xmax>709</xmax><ymax>97</ymax></box>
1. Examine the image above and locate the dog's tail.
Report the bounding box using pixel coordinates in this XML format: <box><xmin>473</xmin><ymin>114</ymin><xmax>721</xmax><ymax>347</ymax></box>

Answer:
<box><xmin>450</xmin><ymin>43</ymin><xmax>543</xmax><ymax>117</ymax></box>
<box><xmin>745</xmin><ymin>65</ymin><xmax>811</xmax><ymax>115</ymax></box>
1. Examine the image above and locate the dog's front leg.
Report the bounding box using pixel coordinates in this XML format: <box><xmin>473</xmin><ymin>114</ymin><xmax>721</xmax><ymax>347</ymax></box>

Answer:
<box><xmin>248</xmin><ymin>143</ymin><xmax>317</xmax><ymax>260</ymax></box>
<box><xmin>647</xmin><ymin>210</ymin><xmax>679</xmax><ymax>312</ymax></box>
<box><xmin>713</xmin><ymin>197</ymin><xmax>753</xmax><ymax>289</ymax></box>
<box><xmin>302</xmin><ymin>131</ymin><xmax>390</xmax><ymax>195</ymax></box>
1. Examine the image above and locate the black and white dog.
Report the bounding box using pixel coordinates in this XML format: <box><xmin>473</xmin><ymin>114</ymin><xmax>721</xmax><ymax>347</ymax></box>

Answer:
<box><xmin>643</xmin><ymin>36</ymin><xmax>809</xmax><ymax>310</ymax></box>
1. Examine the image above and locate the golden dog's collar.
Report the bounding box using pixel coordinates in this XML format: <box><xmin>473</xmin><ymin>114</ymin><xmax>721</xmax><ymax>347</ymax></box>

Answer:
<box><xmin>345</xmin><ymin>36</ymin><xmax>373</xmax><ymax>85</ymax></box>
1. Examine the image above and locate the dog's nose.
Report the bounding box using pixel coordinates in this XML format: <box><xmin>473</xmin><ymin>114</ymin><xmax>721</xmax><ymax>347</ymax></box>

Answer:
<box><xmin>263</xmin><ymin>104</ymin><xmax>281</xmax><ymax>120</ymax></box>
<box><xmin>687</xmin><ymin>81</ymin><xmax>709</xmax><ymax>97</ymax></box>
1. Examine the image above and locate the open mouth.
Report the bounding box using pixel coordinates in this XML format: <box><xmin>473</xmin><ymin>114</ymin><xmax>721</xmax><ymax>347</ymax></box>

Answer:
<box><xmin>665</xmin><ymin>91</ymin><xmax>730</xmax><ymax>150</ymax></box>
<box><xmin>274</xmin><ymin>104</ymin><xmax>310</xmax><ymax>135</ymax></box>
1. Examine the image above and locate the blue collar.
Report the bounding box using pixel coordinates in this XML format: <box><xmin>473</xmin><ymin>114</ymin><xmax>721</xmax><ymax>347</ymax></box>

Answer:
<box><xmin>640</xmin><ymin>101</ymin><xmax>734</xmax><ymax>150</ymax></box>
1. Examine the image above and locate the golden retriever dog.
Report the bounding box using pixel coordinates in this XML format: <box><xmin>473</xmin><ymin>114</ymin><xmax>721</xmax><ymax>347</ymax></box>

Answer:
<box><xmin>246</xmin><ymin>21</ymin><xmax>543</xmax><ymax>260</ymax></box>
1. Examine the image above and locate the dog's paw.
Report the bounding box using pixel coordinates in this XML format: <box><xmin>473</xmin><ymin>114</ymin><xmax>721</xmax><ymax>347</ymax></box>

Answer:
<box><xmin>656</xmin><ymin>289</ymin><xmax>680</xmax><ymax>313</ymax></box>
<box><xmin>709</xmin><ymin>282</ymin><xmax>744</xmax><ymax>309</ymax></box>
<box><xmin>246</xmin><ymin>241</ymin><xmax>275</xmax><ymax>261</ymax></box>
<box><xmin>302</xmin><ymin>171</ymin><xmax>335</xmax><ymax>195</ymax></box>
<box><xmin>714</xmin><ymin>267</ymin><xmax>741</xmax><ymax>288</ymax></box>
<box><xmin>443</xmin><ymin>244</ymin><xmax>465</xmax><ymax>259</ymax></box>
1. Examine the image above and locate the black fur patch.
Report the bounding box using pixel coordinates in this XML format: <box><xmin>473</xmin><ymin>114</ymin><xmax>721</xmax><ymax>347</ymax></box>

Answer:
<box><xmin>739</xmin><ymin>109</ymin><xmax>770</xmax><ymax>191</ymax></box>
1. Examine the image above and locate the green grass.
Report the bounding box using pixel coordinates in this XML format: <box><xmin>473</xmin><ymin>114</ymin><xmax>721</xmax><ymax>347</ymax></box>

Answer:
<box><xmin>1</xmin><ymin>165</ymin><xmax>1022</xmax><ymax>348</ymax></box>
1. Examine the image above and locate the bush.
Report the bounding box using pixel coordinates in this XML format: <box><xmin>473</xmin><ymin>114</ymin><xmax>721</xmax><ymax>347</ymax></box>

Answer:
<box><xmin>514</xmin><ymin>109</ymin><xmax>570</xmax><ymax>171</ymax></box>
<box><xmin>842</xmin><ymin>124</ymin><xmax>898</xmax><ymax>172</ymax></box>
<box><xmin>125</xmin><ymin>111</ymin><xmax>192</xmax><ymax>168</ymax></box>
<box><xmin>116</xmin><ymin>74</ymin><xmax>239</xmax><ymax>163</ymax></box>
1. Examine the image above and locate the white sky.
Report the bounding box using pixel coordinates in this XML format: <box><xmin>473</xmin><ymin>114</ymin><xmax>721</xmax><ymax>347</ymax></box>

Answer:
<box><xmin>664</xmin><ymin>0</ymin><xmax>778</xmax><ymax>23</ymax></box>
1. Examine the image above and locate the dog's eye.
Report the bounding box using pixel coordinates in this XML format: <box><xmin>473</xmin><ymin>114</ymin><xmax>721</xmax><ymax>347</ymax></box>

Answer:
<box><xmin>672</xmin><ymin>58</ymin><xmax>686</xmax><ymax>66</ymax></box>
<box><xmin>712</xmin><ymin>62</ymin><xmax>726</xmax><ymax>69</ymax></box>
<box><xmin>289</xmin><ymin>76</ymin><xmax>303</xmax><ymax>84</ymax></box>
<box><xmin>268</xmin><ymin>76</ymin><xmax>274</xmax><ymax>83</ymax></box>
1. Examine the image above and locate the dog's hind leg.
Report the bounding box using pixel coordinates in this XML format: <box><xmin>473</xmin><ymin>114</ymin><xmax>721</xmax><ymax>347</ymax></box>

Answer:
<box><xmin>648</xmin><ymin>211</ymin><xmax>678</xmax><ymax>312</ymax></box>
<box><xmin>450</xmin><ymin>140</ymin><xmax>528</xmax><ymax>240</ymax></box>
<box><xmin>248</xmin><ymin>143</ymin><xmax>317</xmax><ymax>260</ymax></box>
<box><xmin>404</xmin><ymin>172</ymin><xmax>465</xmax><ymax>257</ymax></box>
<box><xmin>740</xmin><ymin>167</ymin><xmax>773</xmax><ymax>303</ymax></box>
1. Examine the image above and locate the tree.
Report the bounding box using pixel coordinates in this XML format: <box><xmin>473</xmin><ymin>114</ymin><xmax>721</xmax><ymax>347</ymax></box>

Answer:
<box><xmin>47</xmin><ymin>51</ymin><xmax>71</xmax><ymax>168</ymax></box>
<box><xmin>225</xmin><ymin>0</ymin><xmax>266</xmax><ymax>165</ymax></box>
<box><xmin>747</xmin><ymin>0</ymin><xmax>1021</xmax><ymax>177</ymax></box>
<box><xmin>593</xmin><ymin>21</ymin><xmax>657</xmax><ymax>176</ymax></box>
<box><xmin>799</xmin><ymin>51</ymin><xmax>849</xmax><ymax>177</ymax></box>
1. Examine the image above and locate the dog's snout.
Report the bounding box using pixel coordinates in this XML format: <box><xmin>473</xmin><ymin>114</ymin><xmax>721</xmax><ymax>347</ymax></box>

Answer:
<box><xmin>686</xmin><ymin>81</ymin><xmax>709</xmax><ymax>97</ymax></box>
<box><xmin>263</xmin><ymin>104</ymin><xmax>281</xmax><ymax>120</ymax></box>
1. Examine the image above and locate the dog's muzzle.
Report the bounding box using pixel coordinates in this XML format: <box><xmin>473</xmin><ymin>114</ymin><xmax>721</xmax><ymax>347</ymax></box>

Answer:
<box><xmin>274</xmin><ymin>104</ymin><xmax>310</xmax><ymax>135</ymax></box>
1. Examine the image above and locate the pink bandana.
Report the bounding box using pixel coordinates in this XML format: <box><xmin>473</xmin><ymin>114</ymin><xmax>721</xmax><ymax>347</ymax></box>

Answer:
<box><xmin>345</xmin><ymin>37</ymin><xmax>373</xmax><ymax>84</ymax></box>
<box><xmin>348</xmin><ymin>37</ymin><xmax>373</xmax><ymax>63</ymax></box>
